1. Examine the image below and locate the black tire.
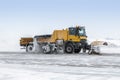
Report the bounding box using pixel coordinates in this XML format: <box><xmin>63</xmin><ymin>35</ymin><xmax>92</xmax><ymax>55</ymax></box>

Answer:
<box><xmin>65</xmin><ymin>44</ymin><xmax>74</xmax><ymax>53</ymax></box>
<box><xmin>26</xmin><ymin>44</ymin><xmax>33</xmax><ymax>52</ymax></box>
<box><xmin>74</xmin><ymin>49</ymin><xmax>81</xmax><ymax>53</ymax></box>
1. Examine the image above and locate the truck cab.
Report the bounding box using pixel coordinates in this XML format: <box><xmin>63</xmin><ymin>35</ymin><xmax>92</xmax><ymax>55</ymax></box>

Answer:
<box><xmin>63</xmin><ymin>26</ymin><xmax>89</xmax><ymax>53</ymax></box>
<box><xmin>68</xmin><ymin>26</ymin><xmax>87</xmax><ymax>42</ymax></box>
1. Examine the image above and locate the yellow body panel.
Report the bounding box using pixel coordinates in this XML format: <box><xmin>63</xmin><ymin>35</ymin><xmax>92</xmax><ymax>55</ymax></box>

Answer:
<box><xmin>68</xmin><ymin>36</ymin><xmax>87</xmax><ymax>42</ymax></box>
<box><xmin>37</xmin><ymin>37</ymin><xmax>50</xmax><ymax>43</ymax></box>
<box><xmin>20</xmin><ymin>38</ymin><xmax>33</xmax><ymax>46</ymax></box>
<box><xmin>68</xmin><ymin>35</ymin><xmax>80</xmax><ymax>42</ymax></box>
<box><xmin>48</xmin><ymin>29</ymin><xmax>87</xmax><ymax>43</ymax></box>
<box><xmin>49</xmin><ymin>30</ymin><xmax>68</xmax><ymax>42</ymax></box>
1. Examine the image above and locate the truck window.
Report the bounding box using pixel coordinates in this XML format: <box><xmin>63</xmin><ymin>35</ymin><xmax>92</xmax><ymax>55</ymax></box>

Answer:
<box><xmin>78</xmin><ymin>28</ymin><xmax>86</xmax><ymax>36</ymax></box>
<box><xmin>69</xmin><ymin>28</ymin><xmax>76</xmax><ymax>35</ymax></box>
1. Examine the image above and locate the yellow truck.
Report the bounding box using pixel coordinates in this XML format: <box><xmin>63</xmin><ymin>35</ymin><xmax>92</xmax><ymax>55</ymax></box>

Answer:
<box><xmin>20</xmin><ymin>26</ymin><xmax>91</xmax><ymax>53</ymax></box>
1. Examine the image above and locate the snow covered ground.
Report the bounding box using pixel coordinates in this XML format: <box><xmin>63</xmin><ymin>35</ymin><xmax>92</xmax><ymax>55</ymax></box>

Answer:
<box><xmin>1</xmin><ymin>64</ymin><xmax>120</xmax><ymax>80</ymax></box>
<box><xmin>99</xmin><ymin>46</ymin><xmax>120</xmax><ymax>53</ymax></box>
<box><xmin>0</xmin><ymin>38</ymin><xmax>120</xmax><ymax>80</ymax></box>
<box><xmin>0</xmin><ymin>52</ymin><xmax>120</xmax><ymax>80</ymax></box>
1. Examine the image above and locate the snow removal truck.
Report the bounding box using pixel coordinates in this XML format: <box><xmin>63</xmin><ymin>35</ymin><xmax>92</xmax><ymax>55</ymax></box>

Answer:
<box><xmin>20</xmin><ymin>26</ymin><xmax>95</xmax><ymax>54</ymax></box>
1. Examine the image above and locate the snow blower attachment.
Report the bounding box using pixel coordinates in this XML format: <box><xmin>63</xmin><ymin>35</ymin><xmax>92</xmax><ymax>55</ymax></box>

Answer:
<box><xmin>89</xmin><ymin>41</ymin><xmax>108</xmax><ymax>54</ymax></box>
<box><xmin>20</xmin><ymin>26</ymin><xmax>96</xmax><ymax>54</ymax></box>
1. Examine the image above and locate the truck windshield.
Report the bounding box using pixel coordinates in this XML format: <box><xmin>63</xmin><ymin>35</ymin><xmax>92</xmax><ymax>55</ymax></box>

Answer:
<box><xmin>78</xmin><ymin>27</ymin><xmax>86</xmax><ymax>36</ymax></box>
<box><xmin>69</xmin><ymin>27</ymin><xmax>86</xmax><ymax>36</ymax></box>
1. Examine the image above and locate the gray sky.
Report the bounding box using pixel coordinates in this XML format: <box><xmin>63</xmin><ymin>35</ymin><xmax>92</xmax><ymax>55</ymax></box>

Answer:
<box><xmin>0</xmin><ymin>0</ymin><xmax>120</xmax><ymax>51</ymax></box>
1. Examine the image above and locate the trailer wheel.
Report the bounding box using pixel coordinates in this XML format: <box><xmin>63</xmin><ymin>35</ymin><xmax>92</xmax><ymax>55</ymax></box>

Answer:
<box><xmin>26</xmin><ymin>44</ymin><xmax>33</xmax><ymax>52</ymax></box>
<box><xmin>65</xmin><ymin>44</ymin><xmax>74</xmax><ymax>53</ymax></box>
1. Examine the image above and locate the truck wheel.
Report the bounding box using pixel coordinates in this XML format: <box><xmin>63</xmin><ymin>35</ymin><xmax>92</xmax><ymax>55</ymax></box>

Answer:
<box><xmin>74</xmin><ymin>49</ymin><xmax>81</xmax><ymax>53</ymax></box>
<box><xmin>65</xmin><ymin>44</ymin><xmax>74</xmax><ymax>53</ymax></box>
<box><xmin>26</xmin><ymin>44</ymin><xmax>33</xmax><ymax>52</ymax></box>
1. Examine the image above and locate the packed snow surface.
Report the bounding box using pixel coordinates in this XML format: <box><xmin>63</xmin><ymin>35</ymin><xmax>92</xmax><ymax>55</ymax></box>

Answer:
<box><xmin>0</xmin><ymin>52</ymin><xmax>120</xmax><ymax>80</ymax></box>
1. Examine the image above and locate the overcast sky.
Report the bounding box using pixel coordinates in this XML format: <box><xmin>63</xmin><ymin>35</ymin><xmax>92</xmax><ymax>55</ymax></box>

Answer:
<box><xmin>0</xmin><ymin>0</ymin><xmax>120</xmax><ymax>51</ymax></box>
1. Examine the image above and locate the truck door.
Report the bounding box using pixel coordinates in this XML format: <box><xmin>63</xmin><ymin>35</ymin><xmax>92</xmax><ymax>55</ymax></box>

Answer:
<box><xmin>68</xmin><ymin>27</ymin><xmax>80</xmax><ymax>42</ymax></box>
